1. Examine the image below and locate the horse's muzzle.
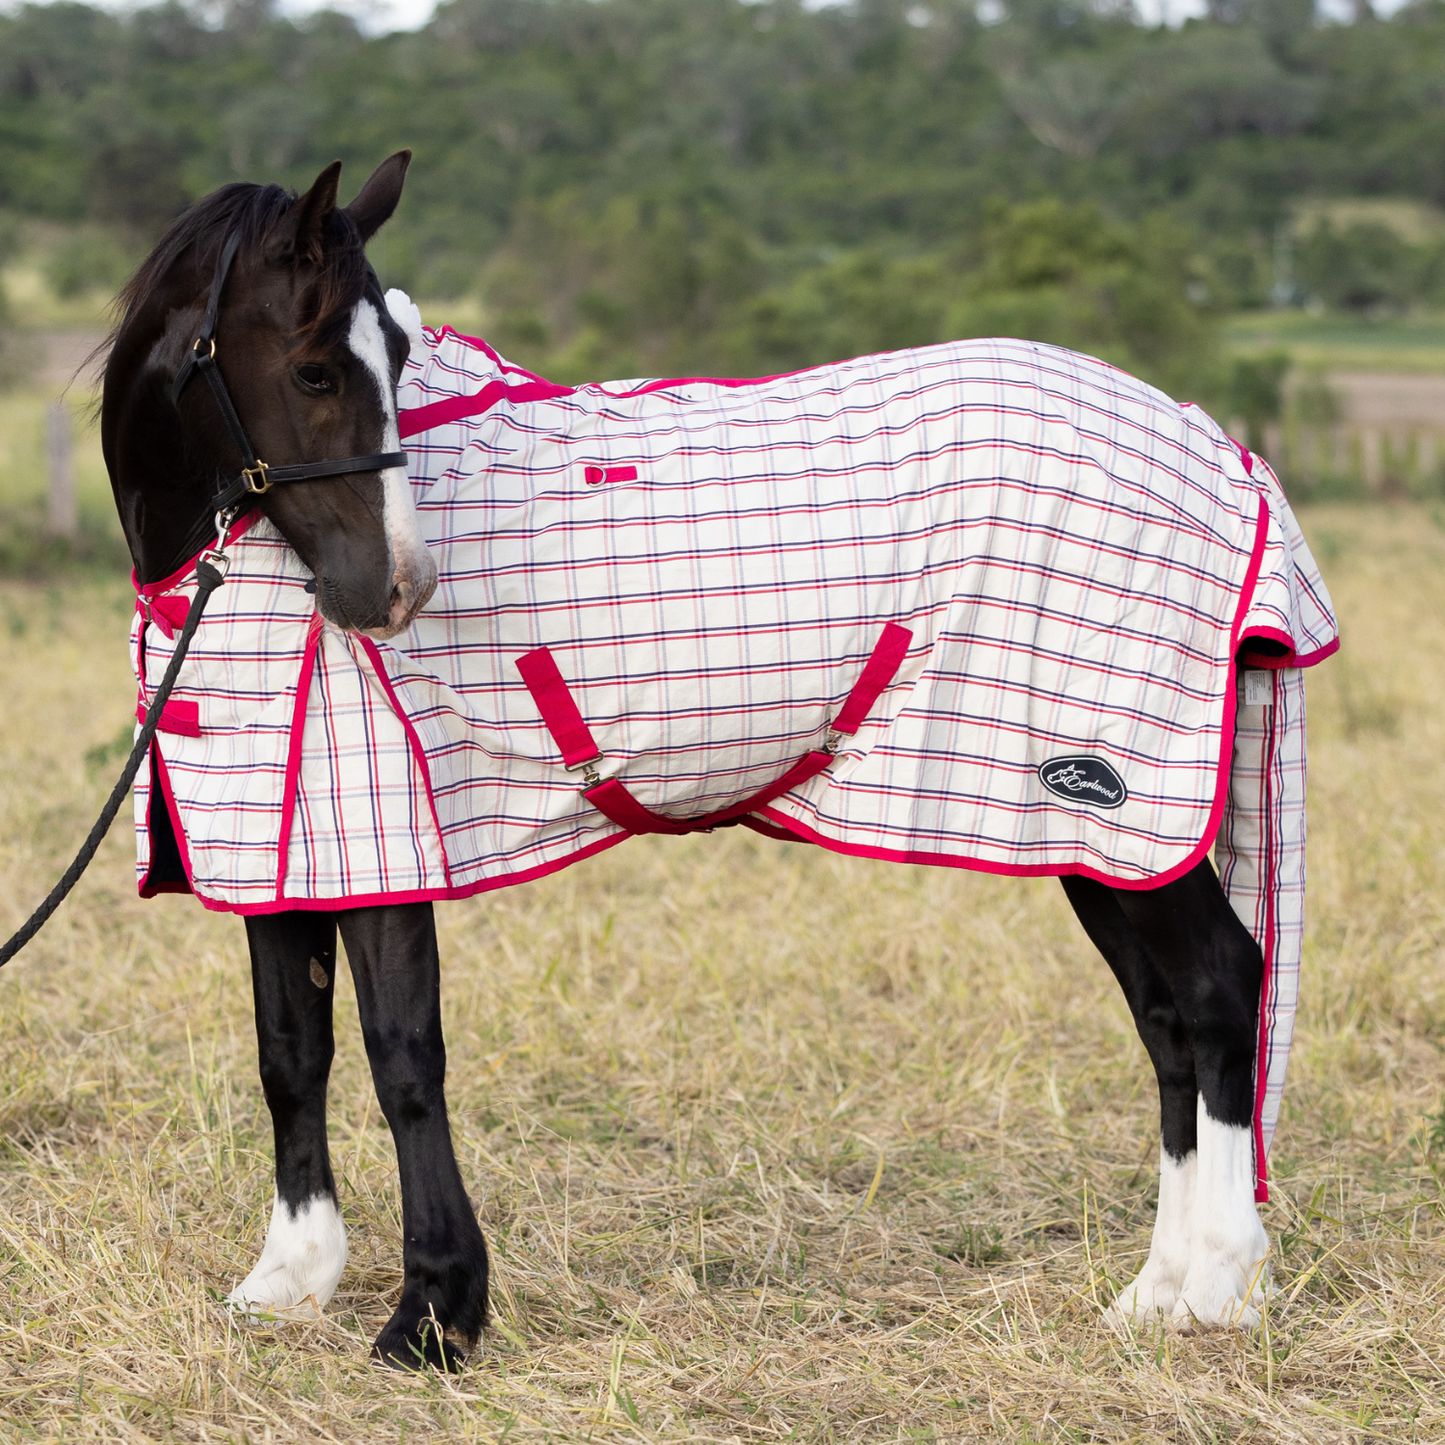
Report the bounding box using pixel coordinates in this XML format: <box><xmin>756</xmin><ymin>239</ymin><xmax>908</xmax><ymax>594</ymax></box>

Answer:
<box><xmin>362</xmin><ymin>551</ymin><xmax>438</xmax><ymax>640</ymax></box>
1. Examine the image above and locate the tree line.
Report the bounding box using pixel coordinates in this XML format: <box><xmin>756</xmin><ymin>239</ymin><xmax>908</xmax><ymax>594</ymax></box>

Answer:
<box><xmin>3</xmin><ymin>0</ymin><xmax>1445</xmax><ymax>396</ymax></box>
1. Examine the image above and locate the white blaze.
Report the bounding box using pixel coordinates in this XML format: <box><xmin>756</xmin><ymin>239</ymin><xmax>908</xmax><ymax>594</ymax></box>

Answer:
<box><xmin>346</xmin><ymin>297</ymin><xmax>434</xmax><ymax>632</ymax></box>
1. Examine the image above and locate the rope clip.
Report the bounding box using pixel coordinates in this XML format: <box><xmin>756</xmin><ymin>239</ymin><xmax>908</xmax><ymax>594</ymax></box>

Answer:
<box><xmin>199</xmin><ymin>508</ymin><xmax>238</xmax><ymax>580</ymax></box>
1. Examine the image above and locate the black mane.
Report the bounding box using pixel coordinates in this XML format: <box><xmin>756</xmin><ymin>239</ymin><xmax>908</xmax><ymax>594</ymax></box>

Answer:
<box><xmin>111</xmin><ymin>181</ymin><xmax>371</xmax><ymax>356</ymax></box>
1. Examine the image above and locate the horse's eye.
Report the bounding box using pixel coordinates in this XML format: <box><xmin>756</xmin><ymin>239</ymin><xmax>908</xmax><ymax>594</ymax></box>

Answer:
<box><xmin>294</xmin><ymin>364</ymin><xmax>332</xmax><ymax>394</ymax></box>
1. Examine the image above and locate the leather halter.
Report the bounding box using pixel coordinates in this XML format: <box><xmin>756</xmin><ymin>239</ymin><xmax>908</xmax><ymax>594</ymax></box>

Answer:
<box><xmin>170</xmin><ymin>229</ymin><xmax>407</xmax><ymax>525</ymax></box>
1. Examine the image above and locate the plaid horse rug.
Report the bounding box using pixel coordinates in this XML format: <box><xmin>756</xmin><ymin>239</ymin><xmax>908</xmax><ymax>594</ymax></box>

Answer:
<box><xmin>132</xmin><ymin>328</ymin><xmax>1337</xmax><ymax>1196</ymax></box>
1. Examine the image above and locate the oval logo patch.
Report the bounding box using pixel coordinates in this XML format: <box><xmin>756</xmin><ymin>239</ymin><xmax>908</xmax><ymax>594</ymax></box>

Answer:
<box><xmin>1038</xmin><ymin>756</ymin><xmax>1128</xmax><ymax>810</ymax></box>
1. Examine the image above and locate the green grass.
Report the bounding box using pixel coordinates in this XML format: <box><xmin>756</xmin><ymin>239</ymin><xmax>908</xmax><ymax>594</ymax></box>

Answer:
<box><xmin>1225</xmin><ymin>310</ymin><xmax>1445</xmax><ymax>373</ymax></box>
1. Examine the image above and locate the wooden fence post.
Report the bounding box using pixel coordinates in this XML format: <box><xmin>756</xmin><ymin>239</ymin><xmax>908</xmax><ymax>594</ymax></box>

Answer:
<box><xmin>1361</xmin><ymin>427</ymin><xmax>1382</xmax><ymax>493</ymax></box>
<box><xmin>46</xmin><ymin>401</ymin><xmax>77</xmax><ymax>541</ymax></box>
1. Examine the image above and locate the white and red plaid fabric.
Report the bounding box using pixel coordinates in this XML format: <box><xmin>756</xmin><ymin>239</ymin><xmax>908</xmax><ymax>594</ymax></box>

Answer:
<box><xmin>131</xmin><ymin>329</ymin><xmax>1336</xmax><ymax>1195</ymax></box>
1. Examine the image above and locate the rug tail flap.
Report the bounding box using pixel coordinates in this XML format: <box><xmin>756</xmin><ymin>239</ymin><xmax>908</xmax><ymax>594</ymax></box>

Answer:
<box><xmin>1215</xmin><ymin>665</ymin><xmax>1308</xmax><ymax>1203</ymax></box>
<box><xmin>1238</xmin><ymin>455</ymin><xmax>1339</xmax><ymax>665</ymax></box>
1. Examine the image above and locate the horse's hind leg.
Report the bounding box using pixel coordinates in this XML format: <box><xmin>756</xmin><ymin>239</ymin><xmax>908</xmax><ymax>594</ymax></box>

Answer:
<box><xmin>1065</xmin><ymin>858</ymin><xmax>1269</xmax><ymax>1329</ymax></box>
<box><xmin>337</xmin><ymin>902</ymin><xmax>489</xmax><ymax>1371</ymax></box>
<box><xmin>1063</xmin><ymin>874</ymin><xmax>1198</xmax><ymax>1325</ymax></box>
<box><xmin>230</xmin><ymin>910</ymin><xmax>348</xmax><ymax>1316</ymax></box>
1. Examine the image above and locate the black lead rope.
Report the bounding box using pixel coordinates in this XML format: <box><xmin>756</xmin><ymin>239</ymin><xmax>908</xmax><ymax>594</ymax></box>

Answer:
<box><xmin>0</xmin><ymin>556</ymin><xmax>229</xmax><ymax>969</ymax></box>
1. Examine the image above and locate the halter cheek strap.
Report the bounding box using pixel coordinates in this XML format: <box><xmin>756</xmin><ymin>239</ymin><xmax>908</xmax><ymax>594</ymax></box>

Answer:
<box><xmin>170</xmin><ymin>228</ymin><xmax>407</xmax><ymax>519</ymax></box>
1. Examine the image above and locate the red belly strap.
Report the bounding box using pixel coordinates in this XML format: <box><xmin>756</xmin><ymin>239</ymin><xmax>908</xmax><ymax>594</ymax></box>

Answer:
<box><xmin>516</xmin><ymin>622</ymin><xmax>913</xmax><ymax>836</ymax></box>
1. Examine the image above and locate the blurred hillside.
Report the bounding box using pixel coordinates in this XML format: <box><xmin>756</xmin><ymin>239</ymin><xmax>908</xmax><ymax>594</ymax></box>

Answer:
<box><xmin>4</xmin><ymin>0</ymin><xmax>1445</xmax><ymax>405</ymax></box>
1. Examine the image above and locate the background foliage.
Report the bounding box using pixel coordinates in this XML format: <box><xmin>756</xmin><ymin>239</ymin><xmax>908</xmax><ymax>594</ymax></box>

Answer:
<box><xmin>5</xmin><ymin>0</ymin><xmax>1445</xmax><ymax>392</ymax></box>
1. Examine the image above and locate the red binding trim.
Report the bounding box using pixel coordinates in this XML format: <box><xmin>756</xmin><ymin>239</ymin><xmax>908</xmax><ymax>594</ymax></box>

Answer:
<box><xmin>358</xmin><ymin>637</ymin><xmax>455</xmax><ymax>890</ymax></box>
<box><xmin>133</xmin><ymin>510</ymin><xmax>263</xmax><ymax>600</ymax></box>
<box><xmin>1238</xmin><ymin>628</ymin><xmax>1341</xmax><ymax>671</ymax></box>
<box><xmin>517</xmin><ymin>622</ymin><xmax>913</xmax><ymax>836</ymax></box>
<box><xmin>138</xmin><ymin>747</ymin><xmax>198</xmax><ymax>898</ymax></box>
<box><xmin>273</xmin><ymin>614</ymin><xmax>324</xmax><ymax>902</ymax></box>
<box><xmin>1252</xmin><ymin>672</ymin><xmax>1280</xmax><ymax>1204</ymax></box>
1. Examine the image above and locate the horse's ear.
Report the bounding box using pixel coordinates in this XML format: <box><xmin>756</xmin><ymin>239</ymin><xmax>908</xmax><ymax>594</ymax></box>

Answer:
<box><xmin>344</xmin><ymin>150</ymin><xmax>412</xmax><ymax>243</ymax></box>
<box><xmin>268</xmin><ymin>160</ymin><xmax>343</xmax><ymax>266</ymax></box>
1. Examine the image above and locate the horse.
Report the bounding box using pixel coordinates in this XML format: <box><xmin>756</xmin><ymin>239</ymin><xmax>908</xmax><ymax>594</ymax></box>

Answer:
<box><xmin>101</xmin><ymin>153</ymin><xmax>1337</xmax><ymax>1370</ymax></box>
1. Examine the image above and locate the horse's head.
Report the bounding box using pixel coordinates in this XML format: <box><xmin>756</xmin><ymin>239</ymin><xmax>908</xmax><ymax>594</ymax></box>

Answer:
<box><xmin>102</xmin><ymin>152</ymin><xmax>436</xmax><ymax>637</ymax></box>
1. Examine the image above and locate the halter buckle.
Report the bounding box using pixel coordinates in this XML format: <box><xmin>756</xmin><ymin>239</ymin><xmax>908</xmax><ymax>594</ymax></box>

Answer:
<box><xmin>241</xmin><ymin>461</ymin><xmax>272</xmax><ymax>495</ymax></box>
<box><xmin>191</xmin><ymin>337</ymin><xmax>216</xmax><ymax>361</ymax></box>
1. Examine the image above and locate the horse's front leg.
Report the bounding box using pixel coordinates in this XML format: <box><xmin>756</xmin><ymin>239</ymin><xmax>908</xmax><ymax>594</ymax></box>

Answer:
<box><xmin>336</xmin><ymin>902</ymin><xmax>489</xmax><ymax>1370</ymax></box>
<box><xmin>230</xmin><ymin>910</ymin><xmax>348</xmax><ymax>1316</ymax></box>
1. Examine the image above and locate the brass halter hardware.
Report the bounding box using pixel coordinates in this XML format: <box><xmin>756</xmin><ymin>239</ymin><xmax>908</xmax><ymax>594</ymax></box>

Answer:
<box><xmin>241</xmin><ymin>461</ymin><xmax>272</xmax><ymax>495</ymax></box>
<box><xmin>169</xmin><ymin>228</ymin><xmax>406</xmax><ymax>522</ymax></box>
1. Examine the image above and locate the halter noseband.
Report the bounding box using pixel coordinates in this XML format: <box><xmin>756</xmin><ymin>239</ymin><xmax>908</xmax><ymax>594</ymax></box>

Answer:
<box><xmin>170</xmin><ymin>229</ymin><xmax>407</xmax><ymax>529</ymax></box>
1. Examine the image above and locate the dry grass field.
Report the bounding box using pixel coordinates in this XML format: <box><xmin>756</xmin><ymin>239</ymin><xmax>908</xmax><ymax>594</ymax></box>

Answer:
<box><xmin>0</xmin><ymin>475</ymin><xmax>1441</xmax><ymax>1439</ymax></box>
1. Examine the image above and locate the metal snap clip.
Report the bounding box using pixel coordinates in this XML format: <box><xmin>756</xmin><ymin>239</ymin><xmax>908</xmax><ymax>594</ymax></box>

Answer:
<box><xmin>565</xmin><ymin>753</ymin><xmax>604</xmax><ymax>790</ymax></box>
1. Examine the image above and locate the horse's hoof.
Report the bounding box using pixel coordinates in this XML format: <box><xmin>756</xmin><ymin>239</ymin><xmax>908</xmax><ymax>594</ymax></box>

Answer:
<box><xmin>371</xmin><ymin>1311</ymin><xmax>466</xmax><ymax>1372</ymax></box>
<box><xmin>227</xmin><ymin>1292</ymin><xmax>325</xmax><ymax>1325</ymax></box>
<box><xmin>1168</xmin><ymin>1288</ymin><xmax>1264</xmax><ymax>1332</ymax></box>
<box><xmin>1102</xmin><ymin>1262</ymin><xmax>1186</xmax><ymax>1332</ymax></box>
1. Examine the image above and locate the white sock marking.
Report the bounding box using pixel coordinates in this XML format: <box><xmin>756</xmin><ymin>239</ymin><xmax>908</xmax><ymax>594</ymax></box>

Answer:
<box><xmin>1104</xmin><ymin>1144</ymin><xmax>1195</xmax><ymax>1328</ymax></box>
<box><xmin>346</xmin><ymin>298</ymin><xmax>435</xmax><ymax>634</ymax></box>
<box><xmin>229</xmin><ymin>1192</ymin><xmax>348</xmax><ymax>1318</ymax></box>
<box><xmin>1171</xmin><ymin>1101</ymin><xmax>1270</xmax><ymax>1330</ymax></box>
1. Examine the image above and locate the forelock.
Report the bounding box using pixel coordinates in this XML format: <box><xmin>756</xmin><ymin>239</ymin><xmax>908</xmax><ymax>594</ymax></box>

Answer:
<box><xmin>111</xmin><ymin>181</ymin><xmax>372</xmax><ymax>360</ymax></box>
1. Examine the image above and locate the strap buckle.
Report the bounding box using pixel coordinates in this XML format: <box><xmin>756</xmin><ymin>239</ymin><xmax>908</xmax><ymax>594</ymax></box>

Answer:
<box><xmin>191</xmin><ymin>337</ymin><xmax>216</xmax><ymax>361</ymax></box>
<box><xmin>241</xmin><ymin>461</ymin><xmax>272</xmax><ymax>495</ymax></box>
<box><xmin>823</xmin><ymin>729</ymin><xmax>842</xmax><ymax>756</ymax></box>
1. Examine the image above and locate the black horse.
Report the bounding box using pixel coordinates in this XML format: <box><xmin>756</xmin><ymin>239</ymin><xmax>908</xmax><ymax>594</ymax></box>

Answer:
<box><xmin>102</xmin><ymin>153</ymin><xmax>1282</xmax><ymax>1369</ymax></box>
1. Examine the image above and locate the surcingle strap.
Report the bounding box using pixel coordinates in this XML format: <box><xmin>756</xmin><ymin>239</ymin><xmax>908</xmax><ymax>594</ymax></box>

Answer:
<box><xmin>517</xmin><ymin>622</ymin><xmax>913</xmax><ymax>836</ymax></box>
